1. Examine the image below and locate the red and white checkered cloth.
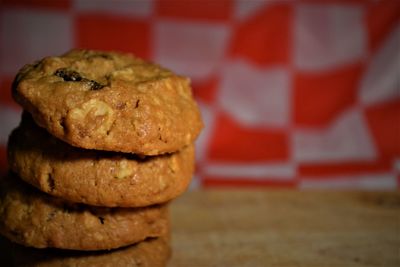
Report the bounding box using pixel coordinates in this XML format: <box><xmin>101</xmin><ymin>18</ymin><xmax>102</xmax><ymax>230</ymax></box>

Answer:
<box><xmin>0</xmin><ymin>0</ymin><xmax>399</xmax><ymax>189</ymax></box>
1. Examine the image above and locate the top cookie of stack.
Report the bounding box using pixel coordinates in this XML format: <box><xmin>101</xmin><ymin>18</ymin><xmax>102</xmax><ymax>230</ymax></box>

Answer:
<box><xmin>12</xmin><ymin>49</ymin><xmax>203</xmax><ymax>155</ymax></box>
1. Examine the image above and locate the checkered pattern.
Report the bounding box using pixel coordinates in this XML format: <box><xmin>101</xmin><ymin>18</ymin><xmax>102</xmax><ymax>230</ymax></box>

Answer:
<box><xmin>1</xmin><ymin>0</ymin><xmax>399</xmax><ymax>189</ymax></box>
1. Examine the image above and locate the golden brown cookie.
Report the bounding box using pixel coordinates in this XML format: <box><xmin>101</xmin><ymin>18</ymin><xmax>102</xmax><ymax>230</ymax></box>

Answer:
<box><xmin>8</xmin><ymin>114</ymin><xmax>194</xmax><ymax>207</ymax></box>
<box><xmin>0</xmin><ymin>173</ymin><xmax>170</xmax><ymax>251</ymax></box>
<box><xmin>12</xmin><ymin>49</ymin><xmax>203</xmax><ymax>155</ymax></box>
<box><xmin>7</xmin><ymin>236</ymin><xmax>171</xmax><ymax>267</ymax></box>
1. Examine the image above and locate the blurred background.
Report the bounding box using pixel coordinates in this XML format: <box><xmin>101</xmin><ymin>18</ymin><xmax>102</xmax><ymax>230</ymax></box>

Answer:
<box><xmin>0</xmin><ymin>0</ymin><xmax>399</xmax><ymax>190</ymax></box>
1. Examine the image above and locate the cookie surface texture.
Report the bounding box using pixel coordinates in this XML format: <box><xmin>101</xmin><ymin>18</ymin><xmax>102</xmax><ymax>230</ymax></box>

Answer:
<box><xmin>0</xmin><ymin>174</ymin><xmax>170</xmax><ymax>251</ymax></box>
<box><xmin>8</xmin><ymin>114</ymin><xmax>194</xmax><ymax>207</ymax></box>
<box><xmin>12</xmin><ymin>49</ymin><xmax>203</xmax><ymax>155</ymax></box>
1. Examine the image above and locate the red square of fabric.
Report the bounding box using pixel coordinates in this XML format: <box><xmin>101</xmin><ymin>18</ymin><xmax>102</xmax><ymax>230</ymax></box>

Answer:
<box><xmin>2</xmin><ymin>0</ymin><xmax>71</xmax><ymax>10</ymax></box>
<box><xmin>365</xmin><ymin>99</ymin><xmax>400</xmax><ymax>159</ymax></box>
<box><xmin>366</xmin><ymin>0</ymin><xmax>400</xmax><ymax>53</ymax></box>
<box><xmin>294</xmin><ymin>63</ymin><xmax>364</xmax><ymax>127</ymax></box>
<box><xmin>208</xmin><ymin>112</ymin><xmax>289</xmax><ymax>162</ymax></box>
<box><xmin>229</xmin><ymin>4</ymin><xmax>292</xmax><ymax>66</ymax></box>
<box><xmin>299</xmin><ymin>159</ymin><xmax>393</xmax><ymax>177</ymax></box>
<box><xmin>192</xmin><ymin>77</ymin><xmax>219</xmax><ymax>104</ymax></box>
<box><xmin>155</xmin><ymin>0</ymin><xmax>233</xmax><ymax>21</ymax></box>
<box><xmin>76</xmin><ymin>14</ymin><xmax>151</xmax><ymax>59</ymax></box>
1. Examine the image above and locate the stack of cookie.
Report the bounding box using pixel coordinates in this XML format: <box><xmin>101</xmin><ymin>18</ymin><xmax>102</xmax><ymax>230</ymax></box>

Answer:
<box><xmin>0</xmin><ymin>50</ymin><xmax>202</xmax><ymax>263</ymax></box>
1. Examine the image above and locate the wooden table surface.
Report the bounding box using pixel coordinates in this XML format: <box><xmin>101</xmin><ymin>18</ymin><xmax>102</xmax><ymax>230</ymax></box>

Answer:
<box><xmin>169</xmin><ymin>190</ymin><xmax>400</xmax><ymax>267</ymax></box>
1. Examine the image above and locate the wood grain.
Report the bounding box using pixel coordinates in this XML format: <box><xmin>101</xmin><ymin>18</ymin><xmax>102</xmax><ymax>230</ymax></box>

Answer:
<box><xmin>169</xmin><ymin>190</ymin><xmax>400</xmax><ymax>267</ymax></box>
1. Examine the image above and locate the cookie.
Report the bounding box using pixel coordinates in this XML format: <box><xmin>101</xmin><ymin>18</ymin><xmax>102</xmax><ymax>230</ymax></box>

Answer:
<box><xmin>0</xmin><ymin>173</ymin><xmax>170</xmax><ymax>251</ymax></box>
<box><xmin>12</xmin><ymin>49</ymin><xmax>203</xmax><ymax>155</ymax></box>
<box><xmin>8</xmin><ymin>113</ymin><xmax>194</xmax><ymax>207</ymax></box>
<box><xmin>7</xmin><ymin>236</ymin><xmax>171</xmax><ymax>267</ymax></box>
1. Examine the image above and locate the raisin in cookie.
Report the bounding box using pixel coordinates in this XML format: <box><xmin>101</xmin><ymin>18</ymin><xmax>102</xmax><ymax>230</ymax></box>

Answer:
<box><xmin>0</xmin><ymin>173</ymin><xmax>170</xmax><ymax>251</ymax></box>
<box><xmin>12</xmin><ymin>49</ymin><xmax>203</xmax><ymax>155</ymax></box>
<box><xmin>8</xmin><ymin>114</ymin><xmax>194</xmax><ymax>207</ymax></box>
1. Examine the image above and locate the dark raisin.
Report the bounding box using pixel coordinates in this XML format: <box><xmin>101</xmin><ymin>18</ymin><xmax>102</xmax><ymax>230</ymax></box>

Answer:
<box><xmin>98</xmin><ymin>216</ymin><xmax>105</xmax><ymax>224</ymax></box>
<box><xmin>54</xmin><ymin>68</ymin><xmax>83</xmax><ymax>82</ymax></box>
<box><xmin>55</xmin><ymin>68</ymin><xmax>105</xmax><ymax>90</ymax></box>
<box><xmin>87</xmin><ymin>80</ymin><xmax>105</xmax><ymax>90</ymax></box>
